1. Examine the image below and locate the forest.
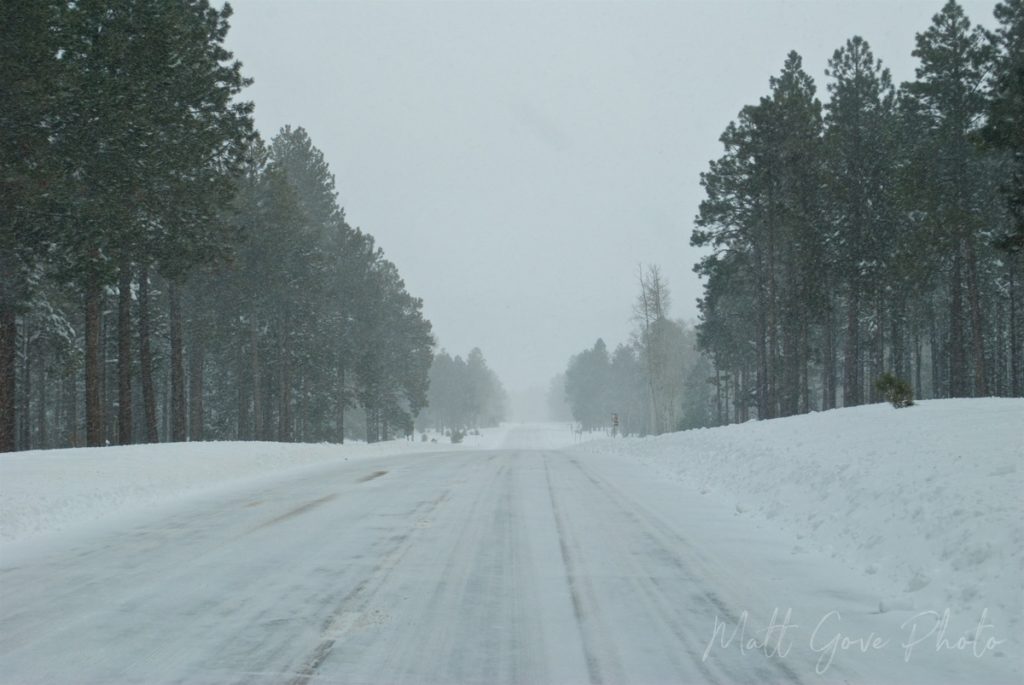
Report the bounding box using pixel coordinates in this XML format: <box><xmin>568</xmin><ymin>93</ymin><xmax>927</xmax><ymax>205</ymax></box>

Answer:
<box><xmin>415</xmin><ymin>348</ymin><xmax>507</xmax><ymax>436</ymax></box>
<box><xmin>560</xmin><ymin>0</ymin><xmax>1021</xmax><ymax>434</ymax></box>
<box><xmin>560</xmin><ymin>266</ymin><xmax>712</xmax><ymax>437</ymax></box>
<box><xmin>4</xmin><ymin>0</ymin><xmax>1022</xmax><ymax>451</ymax></box>
<box><xmin>1</xmin><ymin>2</ymin><xmax>436</xmax><ymax>451</ymax></box>
<box><xmin>693</xmin><ymin>0</ymin><xmax>1022</xmax><ymax>425</ymax></box>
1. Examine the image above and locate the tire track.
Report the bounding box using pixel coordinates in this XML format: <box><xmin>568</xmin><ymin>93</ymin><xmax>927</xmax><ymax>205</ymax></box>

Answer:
<box><xmin>567</xmin><ymin>457</ymin><xmax>806</xmax><ymax>685</ymax></box>
<box><xmin>376</xmin><ymin>460</ymin><xmax>513</xmax><ymax>684</ymax></box>
<box><xmin>544</xmin><ymin>460</ymin><xmax>627</xmax><ymax>685</ymax></box>
<box><xmin>285</xmin><ymin>486</ymin><xmax>454</xmax><ymax>685</ymax></box>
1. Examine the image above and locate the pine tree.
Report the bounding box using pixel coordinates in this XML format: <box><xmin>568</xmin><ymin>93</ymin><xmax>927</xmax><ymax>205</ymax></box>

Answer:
<box><xmin>565</xmin><ymin>339</ymin><xmax>612</xmax><ymax>431</ymax></box>
<box><xmin>41</xmin><ymin>0</ymin><xmax>253</xmax><ymax>445</ymax></box>
<box><xmin>693</xmin><ymin>52</ymin><xmax>824</xmax><ymax>419</ymax></box>
<box><xmin>904</xmin><ymin>0</ymin><xmax>997</xmax><ymax>397</ymax></box>
<box><xmin>1</xmin><ymin>1</ymin><xmax>65</xmax><ymax>452</ymax></box>
<box><xmin>986</xmin><ymin>0</ymin><xmax>1023</xmax><ymax>253</ymax></box>
<box><xmin>824</xmin><ymin>37</ymin><xmax>899</xmax><ymax>407</ymax></box>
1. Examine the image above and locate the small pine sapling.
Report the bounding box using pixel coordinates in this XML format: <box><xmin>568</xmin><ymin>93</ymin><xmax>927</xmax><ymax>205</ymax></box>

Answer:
<box><xmin>875</xmin><ymin>373</ymin><xmax>914</xmax><ymax>408</ymax></box>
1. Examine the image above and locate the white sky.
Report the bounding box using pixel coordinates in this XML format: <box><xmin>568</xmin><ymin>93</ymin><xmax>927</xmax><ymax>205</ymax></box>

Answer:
<box><xmin>223</xmin><ymin>0</ymin><xmax>999</xmax><ymax>400</ymax></box>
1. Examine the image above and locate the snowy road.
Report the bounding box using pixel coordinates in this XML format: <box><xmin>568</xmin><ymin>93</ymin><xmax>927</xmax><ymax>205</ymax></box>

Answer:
<box><xmin>0</xmin><ymin>426</ymin><xmax>1017</xmax><ymax>684</ymax></box>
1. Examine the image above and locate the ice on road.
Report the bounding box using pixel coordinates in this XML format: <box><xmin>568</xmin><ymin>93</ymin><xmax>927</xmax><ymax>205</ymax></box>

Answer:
<box><xmin>0</xmin><ymin>424</ymin><xmax>1017</xmax><ymax>684</ymax></box>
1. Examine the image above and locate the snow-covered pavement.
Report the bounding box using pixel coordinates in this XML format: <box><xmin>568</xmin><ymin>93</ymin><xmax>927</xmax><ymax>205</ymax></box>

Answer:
<box><xmin>0</xmin><ymin>417</ymin><xmax>1020</xmax><ymax>684</ymax></box>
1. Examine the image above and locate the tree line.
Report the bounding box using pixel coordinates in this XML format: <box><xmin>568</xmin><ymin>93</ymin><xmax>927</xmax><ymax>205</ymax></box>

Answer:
<box><xmin>560</xmin><ymin>266</ymin><xmax>713</xmax><ymax>436</ymax></box>
<box><xmin>692</xmin><ymin>0</ymin><xmax>1022</xmax><ymax>425</ymax></box>
<box><xmin>415</xmin><ymin>348</ymin><xmax>507</xmax><ymax>434</ymax></box>
<box><xmin>1</xmin><ymin>1</ymin><xmax>433</xmax><ymax>452</ymax></box>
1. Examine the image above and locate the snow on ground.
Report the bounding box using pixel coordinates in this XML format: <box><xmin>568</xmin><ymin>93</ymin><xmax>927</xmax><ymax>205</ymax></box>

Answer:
<box><xmin>0</xmin><ymin>422</ymin><xmax>599</xmax><ymax>547</ymax></box>
<box><xmin>0</xmin><ymin>409</ymin><xmax>1020</xmax><ymax>681</ymax></box>
<box><xmin>0</xmin><ymin>438</ymin><xmax>453</xmax><ymax>545</ymax></box>
<box><xmin>3</xmin><ymin>402</ymin><xmax>1019</xmax><ymax>650</ymax></box>
<box><xmin>571</xmin><ymin>398</ymin><xmax>1024</xmax><ymax>638</ymax></box>
<box><xmin>460</xmin><ymin>421</ymin><xmax>610</xmax><ymax>450</ymax></box>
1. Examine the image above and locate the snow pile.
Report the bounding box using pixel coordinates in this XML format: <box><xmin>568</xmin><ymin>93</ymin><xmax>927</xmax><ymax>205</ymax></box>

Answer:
<box><xmin>0</xmin><ymin>439</ymin><xmax>449</xmax><ymax>544</ymax></box>
<box><xmin>573</xmin><ymin>398</ymin><xmax>1024</xmax><ymax>633</ymax></box>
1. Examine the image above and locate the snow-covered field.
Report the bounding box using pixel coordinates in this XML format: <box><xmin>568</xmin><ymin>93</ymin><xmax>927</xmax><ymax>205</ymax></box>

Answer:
<box><xmin>571</xmin><ymin>398</ymin><xmax>1024</xmax><ymax>639</ymax></box>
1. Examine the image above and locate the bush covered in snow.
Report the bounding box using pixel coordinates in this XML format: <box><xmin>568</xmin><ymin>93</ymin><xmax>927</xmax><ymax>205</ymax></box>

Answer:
<box><xmin>875</xmin><ymin>372</ymin><xmax>914</xmax><ymax>408</ymax></box>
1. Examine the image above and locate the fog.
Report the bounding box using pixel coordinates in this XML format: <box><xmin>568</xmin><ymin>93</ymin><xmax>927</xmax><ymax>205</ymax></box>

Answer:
<box><xmin>224</xmin><ymin>0</ymin><xmax>997</xmax><ymax>407</ymax></box>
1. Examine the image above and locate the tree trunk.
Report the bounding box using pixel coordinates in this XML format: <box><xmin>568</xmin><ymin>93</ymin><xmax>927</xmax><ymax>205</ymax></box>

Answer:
<box><xmin>745</xmin><ymin>365</ymin><xmax>752</xmax><ymax>422</ymax></box>
<box><xmin>715</xmin><ymin>367</ymin><xmax>722</xmax><ymax>426</ymax></box>
<box><xmin>169</xmin><ymin>281</ymin><xmax>186</xmax><ymax>442</ymax></box>
<box><xmin>102</xmin><ymin>305</ymin><xmax>113</xmax><ymax>445</ymax></box>
<box><xmin>890</xmin><ymin>300</ymin><xmax>905</xmax><ymax>380</ymax></box>
<box><xmin>930</xmin><ymin>312</ymin><xmax>943</xmax><ymax>398</ymax></box>
<box><xmin>251</xmin><ymin>316</ymin><xmax>262</xmax><ymax>439</ymax></box>
<box><xmin>732</xmin><ymin>368</ymin><xmax>741</xmax><ymax>424</ymax></box>
<box><xmin>85</xmin><ymin>278</ymin><xmax>104</xmax><ymax>446</ymax></box>
<box><xmin>843</xmin><ymin>286</ymin><xmax>861</xmax><ymax>407</ymax></box>
<box><xmin>949</xmin><ymin>247</ymin><xmax>967</xmax><ymax>397</ymax></box>
<box><xmin>966</xmin><ymin>241</ymin><xmax>987</xmax><ymax>396</ymax></box>
<box><xmin>20</xmin><ymin>328</ymin><xmax>31</xmax><ymax>450</ymax></box>
<box><xmin>1011</xmin><ymin>263</ymin><xmax>1021</xmax><ymax>396</ymax></box>
<box><xmin>36</xmin><ymin>342</ymin><xmax>47</xmax><ymax>449</ymax></box>
<box><xmin>298</xmin><ymin>373</ymin><xmax>307</xmax><ymax>442</ymax></box>
<box><xmin>780</xmin><ymin>314</ymin><xmax>800</xmax><ymax>417</ymax></box>
<box><xmin>236</xmin><ymin>341</ymin><xmax>249</xmax><ymax>440</ymax></box>
<box><xmin>63</xmin><ymin>367</ymin><xmax>78</xmax><ymax>447</ymax></box>
<box><xmin>162</xmin><ymin>377</ymin><xmax>170</xmax><ymax>439</ymax></box>
<box><xmin>800</xmin><ymin>319</ymin><xmax>811</xmax><ymax>414</ymax></box>
<box><xmin>914</xmin><ymin>329</ymin><xmax>923</xmax><ymax>400</ymax></box>
<box><xmin>823</xmin><ymin>301</ymin><xmax>836</xmax><ymax>410</ymax></box>
<box><xmin>117</xmin><ymin>259</ymin><xmax>133</xmax><ymax>445</ymax></box>
<box><xmin>721</xmin><ymin>370</ymin><xmax>730</xmax><ymax>425</ymax></box>
<box><xmin>0</xmin><ymin>294</ymin><xmax>15</xmax><ymax>452</ymax></box>
<box><xmin>870</xmin><ymin>293</ymin><xmax>885</xmax><ymax>403</ymax></box>
<box><xmin>188</xmin><ymin>325</ymin><xmax>204</xmax><ymax>442</ymax></box>
<box><xmin>756</xmin><ymin>266</ymin><xmax>770</xmax><ymax>419</ymax></box>
<box><xmin>337</xmin><ymin>364</ymin><xmax>346</xmax><ymax>444</ymax></box>
<box><xmin>137</xmin><ymin>266</ymin><xmax>159</xmax><ymax>443</ymax></box>
<box><xmin>277</xmin><ymin>329</ymin><xmax>292</xmax><ymax>442</ymax></box>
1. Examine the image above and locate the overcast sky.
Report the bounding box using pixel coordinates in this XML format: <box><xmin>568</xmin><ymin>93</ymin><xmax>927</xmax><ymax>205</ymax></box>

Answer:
<box><xmin>223</xmin><ymin>0</ymin><xmax>999</xmax><ymax>405</ymax></box>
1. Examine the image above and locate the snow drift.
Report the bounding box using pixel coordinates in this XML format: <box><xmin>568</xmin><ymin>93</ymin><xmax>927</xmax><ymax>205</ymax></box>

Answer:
<box><xmin>572</xmin><ymin>398</ymin><xmax>1024</xmax><ymax>636</ymax></box>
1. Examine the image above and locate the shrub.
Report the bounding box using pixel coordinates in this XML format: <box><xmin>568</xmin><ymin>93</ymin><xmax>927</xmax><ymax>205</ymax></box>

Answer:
<box><xmin>450</xmin><ymin>429</ymin><xmax>465</xmax><ymax>444</ymax></box>
<box><xmin>875</xmin><ymin>373</ymin><xmax>914</xmax><ymax>408</ymax></box>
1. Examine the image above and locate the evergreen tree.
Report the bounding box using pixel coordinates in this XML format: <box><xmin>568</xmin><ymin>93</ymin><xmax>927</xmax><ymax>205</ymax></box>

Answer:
<box><xmin>42</xmin><ymin>0</ymin><xmax>253</xmax><ymax>445</ymax></box>
<box><xmin>693</xmin><ymin>52</ymin><xmax>825</xmax><ymax>419</ymax></box>
<box><xmin>985</xmin><ymin>0</ymin><xmax>1024</xmax><ymax>394</ymax></box>
<box><xmin>823</xmin><ymin>36</ymin><xmax>899</xmax><ymax>407</ymax></box>
<box><xmin>904</xmin><ymin>0</ymin><xmax>997</xmax><ymax>396</ymax></box>
<box><xmin>986</xmin><ymin>0</ymin><xmax>1024</xmax><ymax>253</ymax></box>
<box><xmin>0</xmin><ymin>1</ymin><xmax>65</xmax><ymax>452</ymax></box>
<box><xmin>608</xmin><ymin>343</ymin><xmax>648</xmax><ymax>435</ymax></box>
<box><xmin>417</xmin><ymin>348</ymin><xmax>506</xmax><ymax>433</ymax></box>
<box><xmin>565</xmin><ymin>339</ymin><xmax>612</xmax><ymax>431</ymax></box>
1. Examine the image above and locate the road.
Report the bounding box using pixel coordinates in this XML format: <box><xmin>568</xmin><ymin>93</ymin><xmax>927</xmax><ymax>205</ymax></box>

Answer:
<box><xmin>0</xmin><ymin>426</ymin><xmax>1014</xmax><ymax>684</ymax></box>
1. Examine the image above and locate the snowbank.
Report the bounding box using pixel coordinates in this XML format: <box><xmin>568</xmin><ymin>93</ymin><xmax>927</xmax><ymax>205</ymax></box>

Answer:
<box><xmin>0</xmin><ymin>439</ymin><xmax>449</xmax><ymax>544</ymax></box>
<box><xmin>572</xmin><ymin>398</ymin><xmax>1024</xmax><ymax>633</ymax></box>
